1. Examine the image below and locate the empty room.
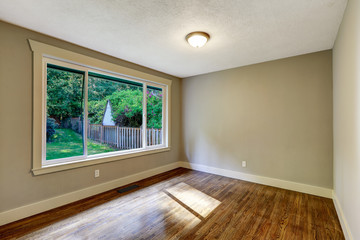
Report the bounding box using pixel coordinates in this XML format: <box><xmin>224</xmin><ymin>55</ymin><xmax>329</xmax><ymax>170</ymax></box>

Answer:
<box><xmin>0</xmin><ymin>0</ymin><xmax>358</xmax><ymax>239</ymax></box>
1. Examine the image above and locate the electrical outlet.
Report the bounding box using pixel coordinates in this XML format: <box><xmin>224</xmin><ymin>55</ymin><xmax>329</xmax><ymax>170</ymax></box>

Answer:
<box><xmin>95</xmin><ymin>169</ymin><xmax>100</xmax><ymax>178</ymax></box>
<box><xmin>242</xmin><ymin>161</ymin><xmax>247</xmax><ymax>168</ymax></box>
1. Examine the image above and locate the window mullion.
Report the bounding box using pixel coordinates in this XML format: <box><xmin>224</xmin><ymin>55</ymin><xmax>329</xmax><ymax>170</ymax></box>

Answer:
<box><xmin>84</xmin><ymin>70</ymin><xmax>89</xmax><ymax>157</ymax></box>
<box><xmin>162</xmin><ymin>87</ymin><xmax>166</xmax><ymax>147</ymax></box>
<box><xmin>142</xmin><ymin>83</ymin><xmax>147</xmax><ymax>148</ymax></box>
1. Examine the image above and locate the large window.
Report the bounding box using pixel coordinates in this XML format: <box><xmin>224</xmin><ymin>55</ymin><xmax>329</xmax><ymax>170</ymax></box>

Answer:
<box><xmin>29</xmin><ymin>40</ymin><xmax>170</xmax><ymax>174</ymax></box>
<box><xmin>44</xmin><ymin>58</ymin><xmax>167</xmax><ymax>167</ymax></box>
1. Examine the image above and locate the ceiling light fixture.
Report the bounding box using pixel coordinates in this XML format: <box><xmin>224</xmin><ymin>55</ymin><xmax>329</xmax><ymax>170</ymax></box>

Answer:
<box><xmin>186</xmin><ymin>32</ymin><xmax>210</xmax><ymax>48</ymax></box>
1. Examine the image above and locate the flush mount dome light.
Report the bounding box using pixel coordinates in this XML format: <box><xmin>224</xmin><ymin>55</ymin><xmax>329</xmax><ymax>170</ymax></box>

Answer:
<box><xmin>186</xmin><ymin>32</ymin><xmax>210</xmax><ymax>48</ymax></box>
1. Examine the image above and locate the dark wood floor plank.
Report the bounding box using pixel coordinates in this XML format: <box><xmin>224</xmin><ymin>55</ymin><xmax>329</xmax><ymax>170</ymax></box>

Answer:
<box><xmin>0</xmin><ymin>168</ymin><xmax>344</xmax><ymax>240</ymax></box>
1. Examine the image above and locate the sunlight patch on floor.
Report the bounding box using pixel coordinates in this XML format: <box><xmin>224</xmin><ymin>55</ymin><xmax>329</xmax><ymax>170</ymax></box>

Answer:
<box><xmin>18</xmin><ymin>188</ymin><xmax>203</xmax><ymax>239</ymax></box>
<box><xmin>165</xmin><ymin>182</ymin><xmax>221</xmax><ymax>218</ymax></box>
<box><xmin>17</xmin><ymin>182</ymin><xmax>221</xmax><ymax>239</ymax></box>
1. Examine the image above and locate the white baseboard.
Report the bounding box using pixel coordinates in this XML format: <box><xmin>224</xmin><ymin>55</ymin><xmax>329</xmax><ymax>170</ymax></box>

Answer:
<box><xmin>180</xmin><ymin>161</ymin><xmax>333</xmax><ymax>198</ymax></box>
<box><xmin>0</xmin><ymin>162</ymin><xmax>181</xmax><ymax>226</ymax></box>
<box><xmin>0</xmin><ymin>161</ymin><xmax>336</xmax><ymax>227</ymax></box>
<box><xmin>333</xmin><ymin>192</ymin><xmax>353</xmax><ymax>240</ymax></box>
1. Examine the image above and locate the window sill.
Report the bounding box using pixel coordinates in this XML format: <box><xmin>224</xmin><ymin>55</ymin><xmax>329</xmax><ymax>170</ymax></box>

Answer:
<box><xmin>32</xmin><ymin>147</ymin><xmax>171</xmax><ymax>175</ymax></box>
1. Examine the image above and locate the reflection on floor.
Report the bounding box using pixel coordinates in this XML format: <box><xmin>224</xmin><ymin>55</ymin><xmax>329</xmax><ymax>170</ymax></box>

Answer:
<box><xmin>0</xmin><ymin>168</ymin><xmax>344</xmax><ymax>240</ymax></box>
<box><xmin>165</xmin><ymin>182</ymin><xmax>221</xmax><ymax>219</ymax></box>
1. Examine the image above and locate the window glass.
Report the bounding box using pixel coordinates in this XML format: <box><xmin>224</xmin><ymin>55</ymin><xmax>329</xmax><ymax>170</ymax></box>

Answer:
<box><xmin>42</xmin><ymin>59</ymin><xmax>167</xmax><ymax>167</ymax></box>
<box><xmin>146</xmin><ymin>86</ymin><xmax>163</xmax><ymax>146</ymax></box>
<box><xmin>87</xmin><ymin>73</ymin><xmax>143</xmax><ymax>155</ymax></box>
<box><xmin>46</xmin><ymin>65</ymin><xmax>85</xmax><ymax>160</ymax></box>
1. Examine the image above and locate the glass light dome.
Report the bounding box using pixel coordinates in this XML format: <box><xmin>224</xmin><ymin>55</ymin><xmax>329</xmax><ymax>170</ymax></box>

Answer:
<box><xmin>186</xmin><ymin>32</ymin><xmax>210</xmax><ymax>48</ymax></box>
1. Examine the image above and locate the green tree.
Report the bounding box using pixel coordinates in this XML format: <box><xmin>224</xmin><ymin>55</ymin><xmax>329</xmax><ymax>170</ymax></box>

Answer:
<box><xmin>88</xmin><ymin>99</ymin><xmax>107</xmax><ymax>124</ymax></box>
<box><xmin>46</xmin><ymin>117</ymin><xmax>59</xmax><ymax>142</ymax></box>
<box><xmin>87</xmin><ymin>88</ymin><xmax>163</xmax><ymax>129</ymax></box>
<box><xmin>108</xmin><ymin>89</ymin><xmax>143</xmax><ymax>127</ymax></box>
<box><xmin>146</xmin><ymin>89</ymin><xmax>162</xmax><ymax>128</ymax></box>
<box><xmin>47</xmin><ymin>69</ymin><xmax>163</xmax><ymax>128</ymax></box>
<box><xmin>47</xmin><ymin>68</ymin><xmax>84</xmax><ymax>122</ymax></box>
<box><xmin>88</xmin><ymin>76</ymin><xmax>125</xmax><ymax>101</ymax></box>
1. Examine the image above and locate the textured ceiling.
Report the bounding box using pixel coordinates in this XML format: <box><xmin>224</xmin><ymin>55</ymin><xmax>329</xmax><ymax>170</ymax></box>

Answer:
<box><xmin>0</xmin><ymin>0</ymin><xmax>347</xmax><ymax>78</ymax></box>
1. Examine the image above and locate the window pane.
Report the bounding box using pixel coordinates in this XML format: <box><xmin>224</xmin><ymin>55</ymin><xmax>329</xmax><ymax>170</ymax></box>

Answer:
<box><xmin>46</xmin><ymin>65</ymin><xmax>85</xmax><ymax>160</ymax></box>
<box><xmin>87</xmin><ymin>73</ymin><xmax>143</xmax><ymax>155</ymax></box>
<box><xmin>147</xmin><ymin>86</ymin><xmax>163</xmax><ymax>146</ymax></box>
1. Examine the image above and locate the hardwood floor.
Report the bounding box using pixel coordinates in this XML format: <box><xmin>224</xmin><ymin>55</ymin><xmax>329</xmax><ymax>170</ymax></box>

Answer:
<box><xmin>0</xmin><ymin>168</ymin><xmax>344</xmax><ymax>239</ymax></box>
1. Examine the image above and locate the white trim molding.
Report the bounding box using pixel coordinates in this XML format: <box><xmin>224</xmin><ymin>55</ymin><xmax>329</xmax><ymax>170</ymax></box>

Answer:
<box><xmin>180</xmin><ymin>161</ymin><xmax>333</xmax><ymax>198</ymax></box>
<box><xmin>0</xmin><ymin>162</ymin><xmax>181</xmax><ymax>226</ymax></box>
<box><xmin>1</xmin><ymin>161</ymin><xmax>338</xmax><ymax>227</ymax></box>
<box><xmin>333</xmin><ymin>192</ymin><xmax>354</xmax><ymax>240</ymax></box>
<box><xmin>28</xmin><ymin>39</ymin><xmax>172</xmax><ymax>175</ymax></box>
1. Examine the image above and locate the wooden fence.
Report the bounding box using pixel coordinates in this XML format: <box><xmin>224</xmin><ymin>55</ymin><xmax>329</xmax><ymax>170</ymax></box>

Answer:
<box><xmin>87</xmin><ymin>124</ymin><xmax>162</xmax><ymax>149</ymax></box>
<box><xmin>69</xmin><ymin>118</ymin><xmax>162</xmax><ymax>149</ymax></box>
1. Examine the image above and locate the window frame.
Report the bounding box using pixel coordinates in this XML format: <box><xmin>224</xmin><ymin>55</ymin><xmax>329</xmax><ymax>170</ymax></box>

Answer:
<box><xmin>30</xmin><ymin>40</ymin><xmax>171</xmax><ymax>175</ymax></box>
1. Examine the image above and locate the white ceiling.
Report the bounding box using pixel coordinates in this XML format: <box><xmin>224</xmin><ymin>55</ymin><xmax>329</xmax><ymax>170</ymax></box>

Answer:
<box><xmin>0</xmin><ymin>0</ymin><xmax>347</xmax><ymax>78</ymax></box>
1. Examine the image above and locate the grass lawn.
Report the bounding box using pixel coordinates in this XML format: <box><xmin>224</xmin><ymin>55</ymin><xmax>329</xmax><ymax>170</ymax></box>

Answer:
<box><xmin>46</xmin><ymin>128</ymin><xmax>116</xmax><ymax>160</ymax></box>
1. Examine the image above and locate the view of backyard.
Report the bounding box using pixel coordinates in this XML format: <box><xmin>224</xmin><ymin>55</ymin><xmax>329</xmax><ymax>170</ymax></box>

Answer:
<box><xmin>46</xmin><ymin>64</ymin><xmax>163</xmax><ymax>161</ymax></box>
<box><xmin>46</xmin><ymin>129</ymin><xmax>116</xmax><ymax>160</ymax></box>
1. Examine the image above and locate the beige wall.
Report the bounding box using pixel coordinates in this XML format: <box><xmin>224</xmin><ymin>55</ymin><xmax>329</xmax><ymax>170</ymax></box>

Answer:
<box><xmin>333</xmin><ymin>0</ymin><xmax>360</xmax><ymax>238</ymax></box>
<box><xmin>0</xmin><ymin>18</ymin><xmax>339</xmax><ymax>223</ymax></box>
<box><xmin>182</xmin><ymin>51</ymin><xmax>333</xmax><ymax>188</ymax></box>
<box><xmin>0</xmin><ymin>21</ymin><xmax>181</xmax><ymax>212</ymax></box>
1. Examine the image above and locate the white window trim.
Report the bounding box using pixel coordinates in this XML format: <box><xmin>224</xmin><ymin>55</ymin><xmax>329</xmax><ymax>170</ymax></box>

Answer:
<box><xmin>29</xmin><ymin>39</ymin><xmax>172</xmax><ymax>175</ymax></box>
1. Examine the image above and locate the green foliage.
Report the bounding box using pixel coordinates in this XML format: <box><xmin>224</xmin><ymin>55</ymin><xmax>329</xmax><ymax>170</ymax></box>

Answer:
<box><xmin>147</xmin><ymin>89</ymin><xmax>163</xmax><ymax>129</ymax></box>
<box><xmin>47</xmin><ymin>68</ymin><xmax>163</xmax><ymax>129</ymax></box>
<box><xmin>87</xmin><ymin>88</ymin><xmax>163</xmax><ymax>128</ymax></box>
<box><xmin>47</xmin><ymin>68</ymin><xmax>84</xmax><ymax>122</ymax></box>
<box><xmin>87</xmin><ymin>89</ymin><xmax>144</xmax><ymax>127</ymax></box>
<box><xmin>108</xmin><ymin>89</ymin><xmax>143</xmax><ymax>127</ymax></box>
<box><xmin>46</xmin><ymin>117</ymin><xmax>59</xmax><ymax>142</ymax></box>
<box><xmin>88</xmin><ymin>99</ymin><xmax>107</xmax><ymax>124</ymax></box>
<box><xmin>88</xmin><ymin>76</ymin><xmax>125</xmax><ymax>101</ymax></box>
<box><xmin>87</xmin><ymin>77</ymin><xmax>144</xmax><ymax>126</ymax></box>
